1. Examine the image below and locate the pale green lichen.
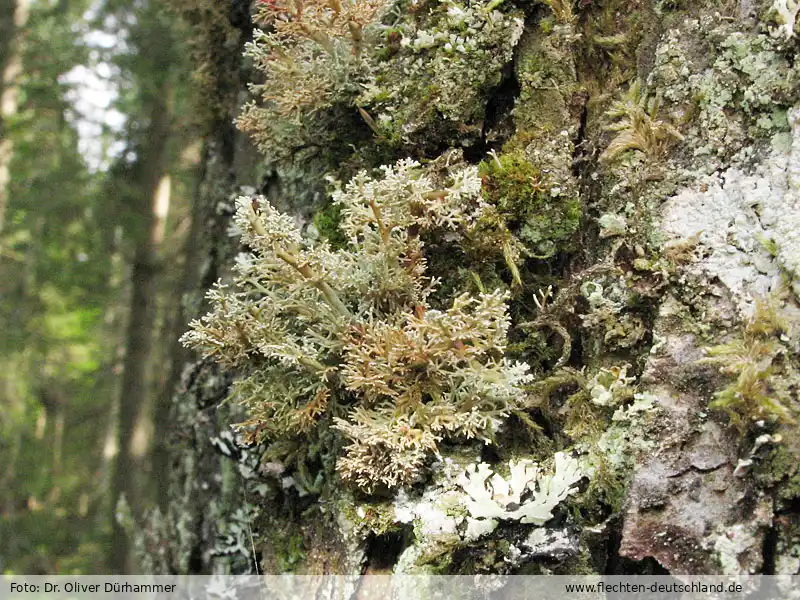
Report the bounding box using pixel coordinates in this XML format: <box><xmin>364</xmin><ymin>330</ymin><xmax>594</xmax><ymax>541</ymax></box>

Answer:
<box><xmin>238</xmin><ymin>0</ymin><xmax>524</xmax><ymax>160</ymax></box>
<box><xmin>660</xmin><ymin>107</ymin><xmax>800</xmax><ymax>304</ymax></box>
<box><xmin>648</xmin><ymin>17</ymin><xmax>800</xmax><ymax>170</ymax></box>
<box><xmin>182</xmin><ymin>158</ymin><xmax>532</xmax><ymax>493</ymax></box>
<box><xmin>587</xmin><ymin>365</ymin><xmax>635</xmax><ymax>407</ymax></box>
<box><xmin>575</xmin><ymin>380</ymin><xmax>660</xmax><ymax>515</ymax></box>
<box><xmin>598</xmin><ymin>213</ymin><xmax>627</xmax><ymax>238</ymax></box>
<box><xmin>712</xmin><ymin>524</ymin><xmax>755</xmax><ymax>575</ymax></box>
<box><xmin>579</xmin><ymin>278</ymin><xmax>648</xmax><ymax>355</ymax></box>
<box><xmin>358</xmin><ymin>1</ymin><xmax>524</xmax><ymax>146</ymax></box>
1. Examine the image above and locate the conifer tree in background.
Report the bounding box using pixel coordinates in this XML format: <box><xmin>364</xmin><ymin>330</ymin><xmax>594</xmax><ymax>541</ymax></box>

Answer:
<box><xmin>0</xmin><ymin>0</ymin><xmax>194</xmax><ymax>572</ymax></box>
<box><xmin>106</xmin><ymin>3</ymin><xmax>176</xmax><ymax>573</ymax></box>
<box><xmin>0</xmin><ymin>0</ymin><xmax>116</xmax><ymax>572</ymax></box>
<box><xmin>96</xmin><ymin>0</ymin><xmax>195</xmax><ymax>573</ymax></box>
<box><xmin>0</xmin><ymin>0</ymin><xmax>28</xmax><ymax>235</ymax></box>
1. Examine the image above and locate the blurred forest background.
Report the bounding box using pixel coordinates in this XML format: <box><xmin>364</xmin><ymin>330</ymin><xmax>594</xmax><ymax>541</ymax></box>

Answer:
<box><xmin>0</xmin><ymin>0</ymin><xmax>220</xmax><ymax>573</ymax></box>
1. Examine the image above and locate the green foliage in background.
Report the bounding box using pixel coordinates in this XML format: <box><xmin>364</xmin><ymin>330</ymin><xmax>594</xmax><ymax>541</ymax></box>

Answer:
<box><xmin>0</xmin><ymin>0</ymin><xmax>195</xmax><ymax>574</ymax></box>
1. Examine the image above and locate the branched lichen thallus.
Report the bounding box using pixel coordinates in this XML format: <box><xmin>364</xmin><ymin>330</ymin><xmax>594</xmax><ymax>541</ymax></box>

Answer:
<box><xmin>181</xmin><ymin>158</ymin><xmax>533</xmax><ymax>493</ymax></box>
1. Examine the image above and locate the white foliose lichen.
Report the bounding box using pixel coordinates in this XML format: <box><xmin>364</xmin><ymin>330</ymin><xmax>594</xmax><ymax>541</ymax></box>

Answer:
<box><xmin>773</xmin><ymin>0</ymin><xmax>800</xmax><ymax>39</ymax></box>
<box><xmin>456</xmin><ymin>452</ymin><xmax>583</xmax><ymax>538</ymax></box>
<box><xmin>588</xmin><ymin>365</ymin><xmax>636</xmax><ymax>407</ymax></box>
<box><xmin>392</xmin><ymin>452</ymin><xmax>585</xmax><ymax>557</ymax></box>
<box><xmin>394</xmin><ymin>486</ymin><xmax>462</xmax><ymax>537</ymax></box>
<box><xmin>660</xmin><ymin>106</ymin><xmax>800</xmax><ymax>306</ymax></box>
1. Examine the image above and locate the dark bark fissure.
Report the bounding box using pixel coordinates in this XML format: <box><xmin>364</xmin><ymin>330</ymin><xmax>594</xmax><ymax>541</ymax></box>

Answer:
<box><xmin>364</xmin><ymin>529</ymin><xmax>413</xmax><ymax>572</ymax></box>
<box><xmin>761</xmin><ymin>524</ymin><xmax>778</xmax><ymax>575</ymax></box>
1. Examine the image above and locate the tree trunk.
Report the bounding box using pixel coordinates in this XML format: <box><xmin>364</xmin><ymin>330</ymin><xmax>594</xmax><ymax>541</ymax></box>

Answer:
<box><xmin>110</xmin><ymin>82</ymin><xmax>172</xmax><ymax>575</ymax></box>
<box><xmin>0</xmin><ymin>0</ymin><xmax>28</xmax><ymax>235</ymax></box>
<box><xmin>136</xmin><ymin>0</ymin><xmax>800</xmax><ymax>577</ymax></box>
<box><xmin>150</xmin><ymin>169</ymin><xmax>198</xmax><ymax>512</ymax></box>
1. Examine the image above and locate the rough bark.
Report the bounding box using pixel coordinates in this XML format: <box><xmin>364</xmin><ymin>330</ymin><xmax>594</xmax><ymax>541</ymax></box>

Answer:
<box><xmin>138</xmin><ymin>0</ymin><xmax>800</xmax><ymax>577</ymax></box>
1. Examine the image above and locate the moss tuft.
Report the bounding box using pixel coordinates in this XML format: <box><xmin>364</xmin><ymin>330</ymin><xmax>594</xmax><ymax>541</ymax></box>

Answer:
<box><xmin>477</xmin><ymin>150</ymin><xmax>581</xmax><ymax>258</ymax></box>
<box><xmin>312</xmin><ymin>202</ymin><xmax>348</xmax><ymax>250</ymax></box>
<box><xmin>700</xmin><ymin>295</ymin><xmax>796</xmax><ymax>431</ymax></box>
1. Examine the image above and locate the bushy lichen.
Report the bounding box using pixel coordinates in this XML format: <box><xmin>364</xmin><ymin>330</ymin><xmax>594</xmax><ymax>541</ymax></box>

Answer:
<box><xmin>169</xmin><ymin>0</ymin><xmax>800</xmax><ymax>576</ymax></box>
<box><xmin>182</xmin><ymin>158</ymin><xmax>533</xmax><ymax>493</ymax></box>
<box><xmin>237</xmin><ymin>0</ymin><xmax>524</xmax><ymax>161</ymax></box>
<box><xmin>235</xmin><ymin>0</ymin><xmax>389</xmax><ymax>176</ymax></box>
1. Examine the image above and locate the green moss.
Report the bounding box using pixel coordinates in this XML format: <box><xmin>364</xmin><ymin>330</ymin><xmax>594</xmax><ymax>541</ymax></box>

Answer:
<box><xmin>579</xmin><ymin>453</ymin><xmax>631</xmax><ymax>517</ymax></box>
<box><xmin>478</xmin><ymin>151</ymin><xmax>542</xmax><ymax>209</ymax></box>
<box><xmin>701</xmin><ymin>296</ymin><xmax>795</xmax><ymax>431</ymax></box>
<box><xmin>424</xmin><ymin>243</ymin><xmax>509</xmax><ymax>309</ymax></box>
<box><xmin>273</xmin><ymin>528</ymin><xmax>307</xmax><ymax>572</ymax></box>
<box><xmin>312</xmin><ymin>202</ymin><xmax>348</xmax><ymax>250</ymax></box>
<box><xmin>539</xmin><ymin>17</ymin><xmax>555</xmax><ymax>34</ymax></box>
<box><xmin>341</xmin><ymin>499</ymin><xmax>399</xmax><ymax>536</ymax></box>
<box><xmin>478</xmin><ymin>151</ymin><xmax>581</xmax><ymax>258</ymax></box>
<box><xmin>577</xmin><ymin>0</ymin><xmax>653</xmax><ymax>89</ymax></box>
<box><xmin>599</xmin><ymin>80</ymin><xmax>684</xmax><ymax>164</ymax></box>
<box><xmin>450</xmin><ymin>539</ymin><xmax>512</xmax><ymax>573</ymax></box>
<box><xmin>415</xmin><ymin>535</ymin><xmax>463</xmax><ymax>573</ymax></box>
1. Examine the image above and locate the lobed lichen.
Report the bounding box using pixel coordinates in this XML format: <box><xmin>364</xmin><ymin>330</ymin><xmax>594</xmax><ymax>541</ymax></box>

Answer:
<box><xmin>457</xmin><ymin>452</ymin><xmax>584</xmax><ymax>535</ymax></box>
<box><xmin>390</xmin><ymin>449</ymin><xmax>589</xmax><ymax>573</ymax></box>
<box><xmin>357</xmin><ymin>0</ymin><xmax>524</xmax><ymax>147</ymax></box>
<box><xmin>237</xmin><ymin>0</ymin><xmax>525</xmax><ymax>164</ymax></box>
<box><xmin>648</xmin><ymin>16</ymin><xmax>800</xmax><ymax>170</ymax></box>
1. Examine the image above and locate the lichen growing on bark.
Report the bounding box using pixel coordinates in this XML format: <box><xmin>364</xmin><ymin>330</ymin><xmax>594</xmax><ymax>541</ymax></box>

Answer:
<box><xmin>160</xmin><ymin>0</ymin><xmax>800</xmax><ymax>577</ymax></box>
<box><xmin>182</xmin><ymin>158</ymin><xmax>534</xmax><ymax>493</ymax></box>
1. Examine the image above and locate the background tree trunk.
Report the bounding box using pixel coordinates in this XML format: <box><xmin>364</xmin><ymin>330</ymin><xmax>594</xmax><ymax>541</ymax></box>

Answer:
<box><xmin>0</xmin><ymin>0</ymin><xmax>29</xmax><ymax>234</ymax></box>
<box><xmin>110</xmin><ymin>29</ymin><xmax>175</xmax><ymax>572</ymax></box>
